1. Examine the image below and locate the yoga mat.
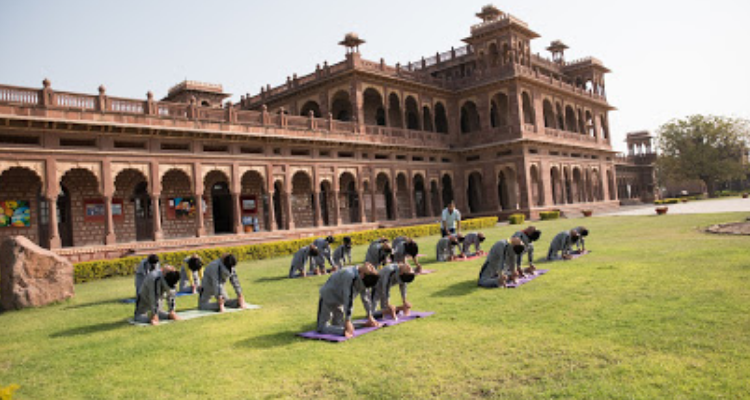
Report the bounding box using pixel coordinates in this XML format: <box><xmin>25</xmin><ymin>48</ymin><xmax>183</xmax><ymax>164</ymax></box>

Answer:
<box><xmin>127</xmin><ymin>304</ymin><xmax>261</xmax><ymax>326</ymax></box>
<box><xmin>417</xmin><ymin>269</ymin><xmax>436</xmax><ymax>275</ymax></box>
<box><xmin>120</xmin><ymin>291</ymin><xmax>193</xmax><ymax>304</ymax></box>
<box><xmin>457</xmin><ymin>254</ymin><xmax>486</xmax><ymax>261</ymax></box>
<box><xmin>296</xmin><ymin>311</ymin><xmax>435</xmax><ymax>342</ymax></box>
<box><xmin>505</xmin><ymin>269</ymin><xmax>549</xmax><ymax>289</ymax></box>
<box><xmin>570</xmin><ymin>250</ymin><xmax>591</xmax><ymax>259</ymax></box>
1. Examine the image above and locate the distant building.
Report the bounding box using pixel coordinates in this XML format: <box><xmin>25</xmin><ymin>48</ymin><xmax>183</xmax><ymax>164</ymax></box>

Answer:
<box><xmin>0</xmin><ymin>5</ymin><xmax>619</xmax><ymax>261</ymax></box>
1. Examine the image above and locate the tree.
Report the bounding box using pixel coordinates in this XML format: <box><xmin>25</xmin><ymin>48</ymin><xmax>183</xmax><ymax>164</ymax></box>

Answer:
<box><xmin>657</xmin><ymin>115</ymin><xmax>750</xmax><ymax>196</ymax></box>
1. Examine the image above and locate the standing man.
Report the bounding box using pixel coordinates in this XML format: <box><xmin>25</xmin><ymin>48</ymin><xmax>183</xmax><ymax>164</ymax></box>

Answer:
<box><xmin>441</xmin><ymin>201</ymin><xmax>461</xmax><ymax>237</ymax></box>
<box><xmin>199</xmin><ymin>254</ymin><xmax>246</xmax><ymax>312</ymax></box>
<box><xmin>316</xmin><ymin>264</ymin><xmax>381</xmax><ymax>338</ymax></box>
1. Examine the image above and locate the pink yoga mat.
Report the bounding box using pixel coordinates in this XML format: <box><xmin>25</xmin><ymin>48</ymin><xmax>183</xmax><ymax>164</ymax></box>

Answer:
<box><xmin>296</xmin><ymin>311</ymin><xmax>435</xmax><ymax>342</ymax></box>
<box><xmin>569</xmin><ymin>250</ymin><xmax>591</xmax><ymax>259</ymax></box>
<box><xmin>457</xmin><ymin>254</ymin><xmax>486</xmax><ymax>261</ymax></box>
<box><xmin>417</xmin><ymin>269</ymin><xmax>436</xmax><ymax>275</ymax></box>
<box><xmin>505</xmin><ymin>269</ymin><xmax>549</xmax><ymax>288</ymax></box>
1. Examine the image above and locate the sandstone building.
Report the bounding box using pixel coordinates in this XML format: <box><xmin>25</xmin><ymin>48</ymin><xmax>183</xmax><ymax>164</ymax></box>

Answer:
<box><xmin>0</xmin><ymin>5</ymin><xmax>619</xmax><ymax>261</ymax></box>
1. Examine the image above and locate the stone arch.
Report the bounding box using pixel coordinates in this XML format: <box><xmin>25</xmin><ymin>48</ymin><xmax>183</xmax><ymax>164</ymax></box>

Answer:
<box><xmin>405</xmin><ymin>96</ymin><xmax>420</xmax><ymax>130</ymax></box>
<box><xmin>550</xmin><ymin>166</ymin><xmax>564</xmax><ymax>205</ymax></box>
<box><xmin>273</xmin><ymin>180</ymin><xmax>285</xmax><ymax>230</ymax></box>
<box><xmin>607</xmin><ymin>170</ymin><xmax>616</xmax><ymax>201</ymax></box>
<box><xmin>339</xmin><ymin>172</ymin><xmax>360</xmax><ymax>224</ymax></box>
<box><xmin>388</xmin><ymin>92</ymin><xmax>403</xmax><ymax>128</ymax></box>
<box><xmin>578</xmin><ymin>109</ymin><xmax>586</xmax><ymax>135</ymax></box>
<box><xmin>430</xmin><ymin>179</ymin><xmax>441</xmax><ymax>217</ymax></box>
<box><xmin>489</xmin><ymin>42</ymin><xmax>500</xmax><ymax>67</ymax></box>
<box><xmin>291</xmin><ymin>171</ymin><xmax>314</xmax><ymax>228</ymax></box>
<box><xmin>522</xmin><ymin>92</ymin><xmax>535</xmax><ymax>125</ymax></box>
<box><xmin>585</xmin><ymin>110</ymin><xmax>595</xmax><ymax>137</ymax></box>
<box><xmin>467</xmin><ymin>171</ymin><xmax>484</xmax><ymax>214</ymax></box>
<box><xmin>490</xmin><ymin>92</ymin><xmax>510</xmax><ymax>128</ymax></box>
<box><xmin>543</xmin><ymin>99</ymin><xmax>556</xmax><ymax>128</ymax></box>
<box><xmin>59</xmin><ymin>168</ymin><xmax>104</xmax><ymax>247</ymax></box>
<box><xmin>376</xmin><ymin>172</ymin><xmax>394</xmax><ymax>220</ymax></box>
<box><xmin>330</xmin><ymin>90</ymin><xmax>352</xmax><ymax>122</ymax></box>
<box><xmin>203</xmin><ymin>170</ymin><xmax>233</xmax><ymax>235</ymax></box>
<box><xmin>114</xmin><ymin>168</ymin><xmax>149</xmax><ymax>243</ymax></box>
<box><xmin>434</xmin><ymin>102</ymin><xmax>449</xmax><ymax>134</ymax></box>
<box><xmin>600</xmin><ymin>114</ymin><xmax>610</xmax><ymax>139</ymax></box>
<box><xmin>497</xmin><ymin>167</ymin><xmax>517</xmax><ymax>211</ymax></box>
<box><xmin>319</xmin><ymin>179</ymin><xmax>333</xmax><ymax>226</ymax></box>
<box><xmin>563</xmin><ymin>167</ymin><xmax>573</xmax><ymax>204</ymax></box>
<box><xmin>441</xmin><ymin>174</ymin><xmax>454</xmax><ymax>207</ymax></box>
<box><xmin>363</xmin><ymin>88</ymin><xmax>385</xmax><ymax>126</ymax></box>
<box><xmin>160</xmin><ymin>168</ymin><xmax>195</xmax><ymax>240</ymax></box>
<box><xmin>530</xmin><ymin>164</ymin><xmax>544</xmax><ymax>207</ymax></box>
<box><xmin>460</xmin><ymin>100</ymin><xmax>481</xmax><ymax>134</ymax></box>
<box><xmin>240</xmin><ymin>170</ymin><xmax>267</xmax><ymax>231</ymax></box>
<box><xmin>592</xmin><ymin>169</ymin><xmax>603</xmax><ymax>201</ymax></box>
<box><xmin>0</xmin><ymin>167</ymin><xmax>44</xmax><ymax>247</ymax></box>
<box><xmin>300</xmin><ymin>100</ymin><xmax>321</xmax><ymax>118</ymax></box>
<box><xmin>572</xmin><ymin>167</ymin><xmax>584</xmax><ymax>203</ymax></box>
<box><xmin>556</xmin><ymin>102</ymin><xmax>565</xmax><ymax>130</ymax></box>
<box><xmin>396</xmin><ymin>173</ymin><xmax>411</xmax><ymax>219</ymax></box>
<box><xmin>565</xmin><ymin>105</ymin><xmax>578</xmax><ymax>133</ymax></box>
<box><xmin>422</xmin><ymin>106</ymin><xmax>434</xmax><ymax>132</ymax></box>
<box><xmin>413</xmin><ymin>174</ymin><xmax>427</xmax><ymax>218</ymax></box>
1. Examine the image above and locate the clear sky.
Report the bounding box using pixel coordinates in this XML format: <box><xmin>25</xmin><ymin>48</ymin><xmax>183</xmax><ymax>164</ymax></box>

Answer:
<box><xmin>1</xmin><ymin>0</ymin><xmax>748</xmax><ymax>151</ymax></box>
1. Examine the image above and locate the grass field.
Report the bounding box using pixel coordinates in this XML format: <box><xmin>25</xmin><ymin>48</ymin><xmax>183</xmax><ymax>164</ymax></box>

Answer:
<box><xmin>1</xmin><ymin>213</ymin><xmax>750</xmax><ymax>399</ymax></box>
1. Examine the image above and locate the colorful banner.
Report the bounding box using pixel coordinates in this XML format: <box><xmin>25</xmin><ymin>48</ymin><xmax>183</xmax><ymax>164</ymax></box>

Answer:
<box><xmin>0</xmin><ymin>200</ymin><xmax>31</xmax><ymax>228</ymax></box>
<box><xmin>168</xmin><ymin>197</ymin><xmax>197</xmax><ymax>219</ymax></box>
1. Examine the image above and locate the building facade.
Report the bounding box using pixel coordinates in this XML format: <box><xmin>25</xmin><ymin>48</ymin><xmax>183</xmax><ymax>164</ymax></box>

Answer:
<box><xmin>0</xmin><ymin>5</ymin><xmax>619</xmax><ymax>261</ymax></box>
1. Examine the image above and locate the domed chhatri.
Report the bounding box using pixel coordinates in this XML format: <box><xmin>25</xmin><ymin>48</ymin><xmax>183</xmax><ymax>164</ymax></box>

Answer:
<box><xmin>339</xmin><ymin>32</ymin><xmax>365</xmax><ymax>53</ymax></box>
<box><xmin>475</xmin><ymin>4</ymin><xmax>504</xmax><ymax>22</ymax></box>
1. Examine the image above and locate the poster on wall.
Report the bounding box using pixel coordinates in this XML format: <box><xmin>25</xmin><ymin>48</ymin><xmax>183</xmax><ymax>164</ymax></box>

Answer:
<box><xmin>241</xmin><ymin>195</ymin><xmax>257</xmax><ymax>214</ymax></box>
<box><xmin>0</xmin><ymin>200</ymin><xmax>31</xmax><ymax>227</ymax></box>
<box><xmin>83</xmin><ymin>199</ymin><xmax>125</xmax><ymax>222</ymax></box>
<box><xmin>167</xmin><ymin>197</ymin><xmax>197</xmax><ymax>219</ymax></box>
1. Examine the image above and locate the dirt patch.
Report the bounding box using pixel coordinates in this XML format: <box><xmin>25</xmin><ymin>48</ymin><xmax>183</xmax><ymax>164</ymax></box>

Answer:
<box><xmin>706</xmin><ymin>220</ymin><xmax>750</xmax><ymax>235</ymax></box>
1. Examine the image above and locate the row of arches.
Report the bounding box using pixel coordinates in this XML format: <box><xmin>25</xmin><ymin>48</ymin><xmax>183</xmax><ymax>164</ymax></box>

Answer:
<box><xmin>542</xmin><ymin>99</ymin><xmax>609</xmax><ymax>138</ymax></box>
<box><xmin>298</xmin><ymin>89</ymin><xmax>450</xmax><ymax>134</ymax></box>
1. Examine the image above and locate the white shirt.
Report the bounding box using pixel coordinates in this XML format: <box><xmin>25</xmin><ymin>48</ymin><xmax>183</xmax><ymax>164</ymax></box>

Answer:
<box><xmin>441</xmin><ymin>208</ymin><xmax>461</xmax><ymax>230</ymax></box>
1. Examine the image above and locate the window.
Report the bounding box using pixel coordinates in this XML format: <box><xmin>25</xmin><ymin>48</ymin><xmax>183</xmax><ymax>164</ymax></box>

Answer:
<box><xmin>466</xmin><ymin>155</ymin><xmax>480</xmax><ymax>162</ymax></box>
<box><xmin>203</xmin><ymin>145</ymin><xmax>228</xmax><ymax>153</ymax></box>
<box><xmin>241</xmin><ymin>147</ymin><xmax>264</xmax><ymax>154</ymax></box>
<box><xmin>61</xmin><ymin>138</ymin><xmax>96</xmax><ymax>147</ymax></box>
<box><xmin>161</xmin><ymin>142</ymin><xmax>190</xmax><ymax>151</ymax></box>
<box><xmin>291</xmin><ymin>149</ymin><xmax>311</xmax><ymax>157</ymax></box>
<box><xmin>114</xmin><ymin>141</ymin><xmax>146</xmax><ymax>149</ymax></box>
<box><xmin>0</xmin><ymin>134</ymin><xmax>40</xmax><ymax>145</ymax></box>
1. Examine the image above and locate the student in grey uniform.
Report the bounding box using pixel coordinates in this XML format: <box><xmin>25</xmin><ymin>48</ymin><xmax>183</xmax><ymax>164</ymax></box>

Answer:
<box><xmin>288</xmin><ymin>245</ymin><xmax>319</xmax><ymax>278</ymax></box>
<box><xmin>512</xmin><ymin>226</ymin><xmax>542</xmax><ymax>275</ymax></box>
<box><xmin>436</xmin><ymin>235</ymin><xmax>460</xmax><ymax>262</ymax></box>
<box><xmin>179</xmin><ymin>254</ymin><xmax>203</xmax><ymax>294</ymax></box>
<box><xmin>572</xmin><ymin>227</ymin><xmax>589</xmax><ymax>252</ymax></box>
<box><xmin>316</xmin><ymin>264</ymin><xmax>381</xmax><ymax>338</ymax></box>
<box><xmin>134</xmin><ymin>254</ymin><xmax>160</xmax><ymax>296</ymax></box>
<box><xmin>331</xmin><ymin>236</ymin><xmax>353</xmax><ymax>270</ymax></box>
<box><xmin>364</xmin><ymin>241</ymin><xmax>392</xmax><ymax>269</ymax></box>
<box><xmin>199</xmin><ymin>254</ymin><xmax>246</xmax><ymax>312</ymax></box>
<box><xmin>311</xmin><ymin>236</ymin><xmax>336</xmax><ymax>275</ymax></box>
<box><xmin>366</xmin><ymin>262</ymin><xmax>416</xmax><ymax>319</ymax></box>
<box><xmin>134</xmin><ymin>267</ymin><xmax>181</xmax><ymax>325</ymax></box>
<box><xmin>547</xmin><ymin>230</ymin><xmax>580</xmax><ymax>261</ymax></box>
<box><xmin>391</xmin><ymin>236</ymin><xmax>423</xmax><ymax>273</ymax></box>
<box><xmin>461</xmin><ymin>232</ymin><xmax>486</xmax><ymax>257</ymax></box>
<box><xmin>478</xmin><ymin>238</ymin><xmax>526</xmax><ymax>288</ymax></box>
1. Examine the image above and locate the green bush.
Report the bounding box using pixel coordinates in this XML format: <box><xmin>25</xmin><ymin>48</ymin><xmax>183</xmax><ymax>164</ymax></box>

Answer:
<box><xmin>73</xmin><ymin>217</ymin><xmax>498</xmax><ymax>283</ymax></box>
<box><xmin>540</xmin><ymin>211</ymin><xmax>560</xmax><ymax>221</ymax></box>
<box><xmin>508</xmin><ymin>214</ymin><xmax>525</xmax><ymax>225</ymax></box>
<box><xmin>655</xmin><ymin>198</ymin><xmax>680</xmax><ymax>205</ymax></box>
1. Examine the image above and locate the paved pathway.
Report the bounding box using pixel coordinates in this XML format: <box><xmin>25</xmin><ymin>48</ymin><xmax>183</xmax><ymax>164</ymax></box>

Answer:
<box><xmin>600</xmin><ymin>198</ymin><xmax>750</xmax><ymax>217</ymax></box>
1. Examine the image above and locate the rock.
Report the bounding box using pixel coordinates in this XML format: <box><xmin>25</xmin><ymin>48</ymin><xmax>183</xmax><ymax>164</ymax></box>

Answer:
<box><xmin>1</xmin><ymin>236</ymin><xmax>74</xmax><ymax>311</ymax></box>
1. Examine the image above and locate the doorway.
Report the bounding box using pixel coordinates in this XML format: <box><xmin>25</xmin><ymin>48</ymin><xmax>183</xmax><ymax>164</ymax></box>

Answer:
<box><xmin>133</xmin><ymin>182</ymin><xmax>153</xmax><ymax>241</ymax></box>
<box><xmin>211</xmin><ymin>182</ymin><xmax>233</xmax><ymax>234</ymax></box>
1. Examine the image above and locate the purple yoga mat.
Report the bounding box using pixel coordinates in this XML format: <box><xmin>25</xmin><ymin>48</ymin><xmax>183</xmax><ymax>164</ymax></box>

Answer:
<box><xmin>417</xmin><ymin>269</ymin><xmax>436</xmax><ymax>275</ymax></box>
<box><xmin>296</xmin><ymin>311</ymin><xmax>435</xmax><ymax>343</ymax></box>
<box><xmin>505</xmin><ymin>269</ymin><xmax>549</xmax><ymax>289</ymax></box>
<box><xmin>569</xmin><ymin>250</ymin><xmax>591</xmax><ymax>259</ymax></box>
<box><xmin>458</xmin><ymin>254</ymin><xmax>486</xmax><ymax>261</ymax></box>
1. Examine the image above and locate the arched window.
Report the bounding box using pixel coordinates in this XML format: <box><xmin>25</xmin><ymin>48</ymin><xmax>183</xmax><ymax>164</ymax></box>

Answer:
<box><xmin>460</xmin><ymin>101</ymin><xmax>480</xmax><ymax>134</ymax></box>
<box><xmin>405</xmin><ymin>96</ymin><xmax>420</xmax><ymax>130</ymax></box>
<box><xmin>491</xmin><ymin>93</ymin><xmax>509</xmax><ymax>128</ymax></box>
<box><xmin>543</xmin><ymin>100</ymin><xmax>555</xmax><ymax>128</ymax></box>
<box><xmin>435</xmin><ymin>102</ymin><xmax>449</xmax><ymax>134</ymax></box>
<box><xmin>330</xmin><ymin>91</ymin><xmax>352</xmax><ymax>122</ymax></box>
<box><xmin>300</xmin><ymin>101</ymin><xmax>321</xmax><ymax>118</ymax></box>
<box><xmin>522</xmin><ymin>92</ymin><xmax>534</xmax><ymax>125</ymax></box>
<box><xmin>363</xmin><ymin>88</ymin><xmax>385</xmax><ymax>126</ymax></box>
<box><xmin>388</xmin><ymin>93</ymin><xmax>403</xmax><ymax>128</ymax></box>
<box><xmin>565</xmin><ymin>106</ymin><xmax>577</xmax><ymax>133</ymax></box>
<box><xmin>422</xmin><ymin>106</ymin><xmax>434</xmax><ymax>132</ymax></box>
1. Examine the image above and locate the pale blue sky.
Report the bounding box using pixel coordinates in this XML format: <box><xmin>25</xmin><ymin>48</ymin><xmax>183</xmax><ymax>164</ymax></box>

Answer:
<box><xmin>1</xmin><ymin>0</ymin><xmax>748</xmax><ymax>151</ymax></box>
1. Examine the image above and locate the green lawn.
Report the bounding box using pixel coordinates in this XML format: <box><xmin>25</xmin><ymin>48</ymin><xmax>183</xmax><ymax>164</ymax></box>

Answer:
<box><xmin>1</xmin><ymin>213</ymin><xmax>750</xmax><ymax>399</ymax></box>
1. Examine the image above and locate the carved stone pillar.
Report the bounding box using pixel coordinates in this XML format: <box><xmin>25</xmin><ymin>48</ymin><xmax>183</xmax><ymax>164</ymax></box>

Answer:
<box><xmin>151</xmin><ymin>193</ymin><xmax>164</xmax><ymax>240</ymax></box>
<box><xmin>104</xmin><ymin>196</ymin><xmax>116</xmax><ymax>245</ymax></box>
<box><xmin>284</xmin><ymin>191</ymin><xmax>295</xmax><ymax>230</ymax></box>
<box><xmin>332</xmin><ymin>190</ymin><xmax>342</xmax><ymax>226</ymax></box>
<box><xmin>232</xmin><ymin>192</ymin><xmax>243</xmax><ymax>234</ymax></box>
<box><xmin>357</xmin><ymin>190</ymin><xmax>366</xmax><ymax>223</ymax></box>
<box><xmin>313</xmin><ymin>189</ymin><xmax>322</xmax><ymax>227</ymax></box>
<box><xmin>267</xmin><ymin>190</ymin><xmax>276</xmax><ymax>232</ymax></box>
<box><xmin>370</xmin><ymin>188</ymin><xmax>377</xmax><ymax>222</ymax></box>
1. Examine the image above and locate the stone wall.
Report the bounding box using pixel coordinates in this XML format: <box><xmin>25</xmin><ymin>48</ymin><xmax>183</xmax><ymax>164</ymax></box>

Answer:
<box><xmin>161</xmin><ymin>170</ymin><xmax>196</xmax><ymax>239</ymax></box>
<box><xmin>0</xmin><ymin>168</ymin><xmax>42</xmax><ymax>246</ymax></box>
<box><xmin>62</xmin><ymin>169</ymin><xmax>105</xmax><ymax>247</ymax></box>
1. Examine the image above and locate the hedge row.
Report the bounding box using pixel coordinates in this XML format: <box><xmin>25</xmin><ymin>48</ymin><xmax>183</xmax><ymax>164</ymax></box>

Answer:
<box><xmin>73</xmin><ymin>217</ymin><xmax>499</xmax><ymax>283</ymax></box>
<box><xmin>540</xmin><ymin>211</ymin><xmax>560</xmax><ymax>221</ymax></box>
<box><xmin>655</xmin><ymin>198</ymin><xmax>680</xmax><ymax>205</ymax></box>
<box><xmin>508</xmin><ymin>214</ymin><xmax>525</xmax><ymax>225</ymax></box>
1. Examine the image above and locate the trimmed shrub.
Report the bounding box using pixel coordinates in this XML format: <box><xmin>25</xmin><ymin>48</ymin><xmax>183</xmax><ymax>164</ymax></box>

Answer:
<box><xmin>508</xmin><ymin>214</ymin><xmax>525</xmax><ymax>225</ymax></box>
<box><xmin>540</xmin><ymin>211</ymin><xmax>560</xmax><ymax>221</ymax></box>
<box><xmin>73</xmin><ymin>217</ymin><xmax>498</xmax><ymax>283</ymax></box>
<box><xmin>655</xmin><ymin>199</ymin><xmax>679</xmax><ymax>205</ymax></box>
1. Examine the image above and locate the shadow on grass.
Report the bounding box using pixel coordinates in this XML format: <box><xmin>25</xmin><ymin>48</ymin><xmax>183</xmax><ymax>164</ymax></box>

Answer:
<box><xmin>430</xmin><ymin>279</ymin><xmax>477</xmax><ymax>297</ymax></box>
<box><xmin>255</xmin><ymin>276</ymin><xmax>289</xmax><ymax>283</ymax></box>
<box><xmin>234</xmin><ymin>327</ymin><xmax>313</xmax><ymax>349</ymax></box>
<box><xmin>50</xmin><ymin>320</ymin><xmax>128</xmax><ymax>338</ymax></box>
<box><xmin>64</xmin><ymin>298</ymin><xmax>129</xmax><ymax>310</ymax></box>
